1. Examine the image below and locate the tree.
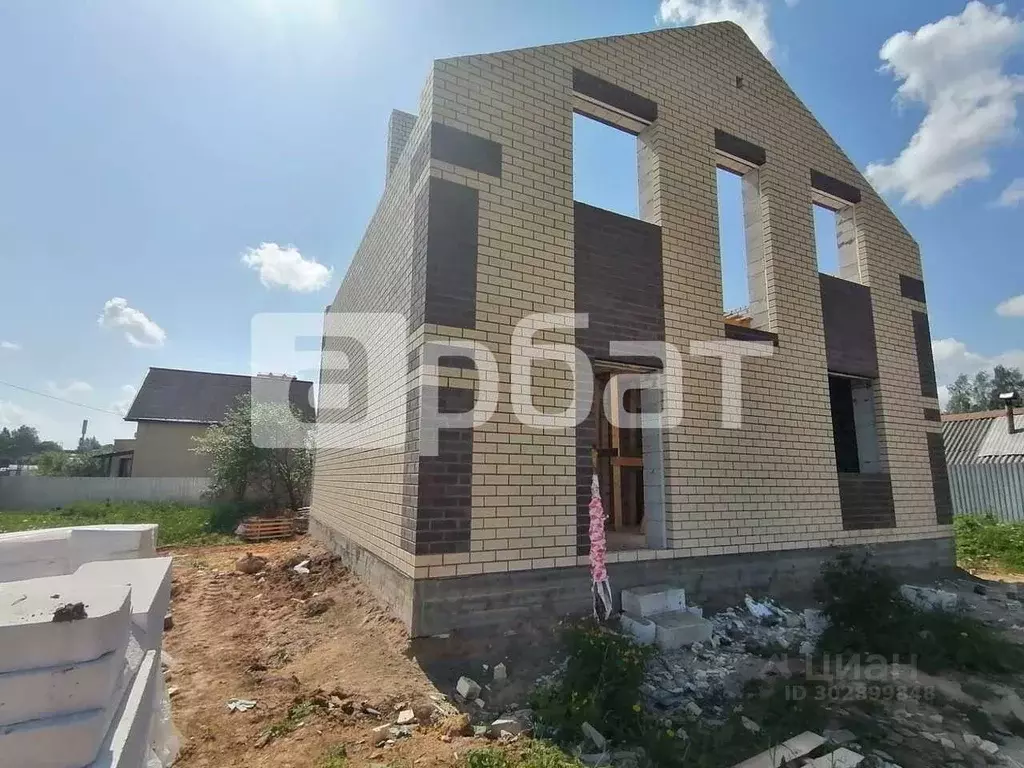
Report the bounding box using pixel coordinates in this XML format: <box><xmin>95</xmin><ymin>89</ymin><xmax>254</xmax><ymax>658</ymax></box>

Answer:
<box><xmin>192</xmin><ymin>396</ymin><xmax>312</xmax><ymax>511</ymax></box>
<box><xmin>0</xmin><ymin>425</ymin><xmax>63</xmax><ymax>462</ymax></box>
<box><xmin>35</xmin><ymin>450</ymin><xmax>106</xmax><ymax>477</ymax></box>
<box><xmin>78</xmin><ymin>436</ymin><xmax>102</xmax><ymax>452</ymax></box>
<box><xmin>945</xmin><ymin>365</ymin><xmax>1024</xmax><ymax>413</ymax></box>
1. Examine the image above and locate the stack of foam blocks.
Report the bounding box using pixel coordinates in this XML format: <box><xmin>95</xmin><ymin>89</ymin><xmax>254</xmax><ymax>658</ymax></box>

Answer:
<box><xmin>0</xmin><ymin>525</ymin><xmax>178</xmax><ymax>767</ymax></box>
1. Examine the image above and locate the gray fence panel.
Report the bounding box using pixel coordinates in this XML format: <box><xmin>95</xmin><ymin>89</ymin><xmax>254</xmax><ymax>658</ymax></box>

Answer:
<box><xmin>949</xmin><ymin>464</ymin><xmax>1024</xmax><ymax>522</ymax></box>
<box><xmin>0</xmin><ymin>477</ymin><xmax>211</xmax><ymax>510</ymax></box>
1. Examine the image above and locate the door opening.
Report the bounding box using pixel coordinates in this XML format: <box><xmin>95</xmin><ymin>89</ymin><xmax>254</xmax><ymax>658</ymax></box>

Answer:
<box><xmin>590</xmin><ymin>367</ymin><xmax>661</xmax><ymax>551</ymax></box>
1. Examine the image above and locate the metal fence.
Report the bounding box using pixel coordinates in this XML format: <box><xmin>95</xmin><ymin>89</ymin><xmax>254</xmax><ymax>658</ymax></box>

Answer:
<box><xmin>0</xmin><ymin>476</ymin><xmax>211</xmax><ymax>510</ymax></box>
<box><xmin>949</xmin><ymin>463</ymin><xmax>1024</xmax><ymax>522</ymax></box>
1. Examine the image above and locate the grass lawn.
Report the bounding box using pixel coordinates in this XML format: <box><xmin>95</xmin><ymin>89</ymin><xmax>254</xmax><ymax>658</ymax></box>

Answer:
<box><xmin>0</xmin><ymin>501</ymin><xmax>240</xmax><ymax>548</ymax></box>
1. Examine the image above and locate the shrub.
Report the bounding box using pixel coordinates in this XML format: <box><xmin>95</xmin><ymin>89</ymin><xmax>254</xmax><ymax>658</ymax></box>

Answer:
<box><xmin>815</xmin><ymin>553</ymin><xmax>1024</xmax><ymax>674</ymax></box>
<box><xmin>955</xmin><ymin>514</ymin><xmax>1024</xmax><ymax>572</ymax></box>
<box><xmin>530</xmin><ymin>621</ymin><xmax>652</xmax><ymax>745</ymax></box>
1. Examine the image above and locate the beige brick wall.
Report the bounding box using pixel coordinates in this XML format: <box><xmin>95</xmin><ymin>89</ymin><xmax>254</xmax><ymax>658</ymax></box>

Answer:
<box><xmin>311</xmin><ymin>75</ymin><xmax>435</xmax><ymax>578</ymax></box>
<box><xmin>419</xmin><ymin>22</ymin><xmax>948</xmax><ymax>575</ymax></box>
<box><xmin>131</xmin><ymin>422</ymin><xmax>212</xmax><ymax>478</ymax></box>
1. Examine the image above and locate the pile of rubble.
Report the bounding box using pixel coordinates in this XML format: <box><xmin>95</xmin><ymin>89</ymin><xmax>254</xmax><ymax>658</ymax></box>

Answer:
<box><xmin>619</xmin><ymin>586</ymin><xmax>828</xmax><ymax>715</ymax></box>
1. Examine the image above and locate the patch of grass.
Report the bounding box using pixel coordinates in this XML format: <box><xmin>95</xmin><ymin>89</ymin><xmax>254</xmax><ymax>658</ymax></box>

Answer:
<box><xmin>0</xmin><ymin>501</ymin><xmax>238</xmax><ymax>547</ymax></box>
<box><xmin>956</xmin><ymin>514</ymin><xmax>1024</xmax><ymax>571</ymax></box>
<box><xmin>530</xmin><ymin>621</ymin><xmax>652</xmax><ymax>745</ymax></box>
<box><xmin>529</xmin><ymin>621</ymin><xmax>833</xmax><ymax>768</ymax></box>
<box><xmin>466</xmin><ymin>742</ymin><xmax>583</xmax><ymax>768</ymax></box>
<box><xmin>317</xmin><ymin>744</ymin><xmax>348</xmax><ymax>768</ymax></box>
<box><xmin>815</xmin><ymin>553</ymin><xmax>1024</xmax><ymax>675</ymax></box>
<box><xmin>258</xmin><ymin>698</ymin><xmax>327</xmax><ymax>747</ymax></box>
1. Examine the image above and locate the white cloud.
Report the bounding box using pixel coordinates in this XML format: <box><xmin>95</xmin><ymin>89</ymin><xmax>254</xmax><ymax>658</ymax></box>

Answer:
<box><xmin>865</xmin><ymin>2</ymin><xmax>1024</xmax><ymax>207</ymax></box>
<box><xmin>46</xmin><ymin>380</ymin><xmax>94</xmax><ymax>399</ymax></box>
<box><xmin>242</xmin><ymin>243</ymin><xmax>332</xmax><ymax>292</ymax></box>
<box><xmin>996</xmin><ymin>293</ymin><xmax>1024</xmax><ymax>317</ymax></box>
<box><xmin>657</xmin><ymin>0</ymin><xmax>774</xmax><ymax>59</ymax></box>
<box><xmin>995</xmin><ymin>177</ymin><xmax>1024</xmax><ymax>207</ymax></box>
<box><xmin>113</xmin><ymin>384</ymin><xmax>138</xmax><ymax>416</ymax></box>
<box><xmin>0</xmin><ymin>341</ymin><xmax>21</xmax><ymax>351</ymax></box>
<box><xmin>932</xmin><ymin>336</ymin><xmax>1024</xmax><ymax>407</ymax></box>
<box><xmin>98</xmin><ymin>298</ymin><xmax>167</xmax><ymax>348</ymax></box>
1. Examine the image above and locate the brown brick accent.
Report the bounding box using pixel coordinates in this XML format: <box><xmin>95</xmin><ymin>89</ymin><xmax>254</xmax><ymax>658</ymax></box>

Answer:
<box><xmin>912</xmin><ymin>311</ymin><xmax>939</xmax><ymax>398</ymax></box>
<box><xmin>820</xmin><ymin>274</ymin><xmax>878</xmax><ymax>378</ymax></box>
<box><xmin>714</xmin><ymin>129</ymin><xmax>766</xmax><ymax>166</ymax></box>
<box><xmin>574</xmin><ymin>202</ymin><xmax>665</xmax><ymax>365</ymax></box>
<box><xmin>723</xmin><ymin>324</ymin><xmax>779</xmax><ymax>346</ymax></box>
<box><xmin>927</xmin><ymin>432</ymin><xmax>954</xmax><ymax>525</ymax></box>
<box><xmin>430</xmin><ymin>122</ymin><xmax>502</xmax><ymax>178</ymax></box>
<box><xmin>900</xmin><ymin>275</ymin><xmax>927</xmax><ymax>303</ymax></box>
<box><xmin>421</xmin><ymin>177</ymin><xmax>478</xmax><ymax>330</ymax></box>
<box><xmin>924</xmin><ymin>407</ymin><xmax>942</xmax><ymax>422</ymax></box>
<box><xmin>417</xmin><ymin>386</ymin><xmax>474</xmax><ymax>555</ymax></box>
<box><xmin>838</xmin><ymin>473</ymin><xmax>896</xmax><ymax>530</ymax></box>
<box><xmin>811</xmin><ymin>170</ymin><xmax>861</xmax><ymax>204</ymax></box>
<box><xmin>572</xmin><ymin>68</ymin><xmax>657</xmax><ymax>122</ymax></box>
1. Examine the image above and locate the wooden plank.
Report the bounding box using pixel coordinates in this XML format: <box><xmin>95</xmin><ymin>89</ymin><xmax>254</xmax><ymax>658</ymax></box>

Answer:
<box><xmin>612</xmin><ymin>457</ymin><xmax>643</xmax><ymax>467</ymax></box>
<box><xmin>731</xmin><ymin>732</ymin><xmax>827</xmax><ymax>768</ymax></box>
<box><xmin>809</xmin><ymin>748</ymin><xmax>864</xmax><ymax>768</ymax></box>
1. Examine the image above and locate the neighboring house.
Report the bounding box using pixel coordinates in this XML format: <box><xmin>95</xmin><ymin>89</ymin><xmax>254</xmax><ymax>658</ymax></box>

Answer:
<box><xmin>942</xmin><ymin>407</ymin><xmax>1024</xmax><ymax>520</ymax></box>
<box><xmin>123</xmin><ymin>368</ymin><xmax>315</xmax><ymax>478</ymax></box>
<box><xmin>97</xmin><ymin>439</ymin><xmax>137</xmax><ymax>478</ymax></box>
<box><xmin>311</xmin><ymin>24</ymin><xmax>952</xmax><ymax>636</ymax></box>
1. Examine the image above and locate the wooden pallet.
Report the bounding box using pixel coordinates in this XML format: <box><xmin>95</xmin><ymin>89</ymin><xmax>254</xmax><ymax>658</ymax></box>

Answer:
<box><xmin>238</xmin><ymin>517</ymin><xmax>294</xmax><ymax>542</ymax></box>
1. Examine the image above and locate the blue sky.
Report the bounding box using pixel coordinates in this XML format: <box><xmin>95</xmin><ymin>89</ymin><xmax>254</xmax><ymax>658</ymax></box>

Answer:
<box><xmin>0</xmin><ymin>0</ymin><xmax>1022</xmax><ymax>446</ymax></box>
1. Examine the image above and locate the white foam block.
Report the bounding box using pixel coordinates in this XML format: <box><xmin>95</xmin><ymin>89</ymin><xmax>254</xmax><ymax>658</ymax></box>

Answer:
<box><xmin>0</xmin><ymin>646</ymin><xmax>127</xmax><ymax>727</ymax></box>
<box><xmin>74</xmin><ymin>558</ymin><xmax>172</xmax><ymax>649</ymax></box>
<box><xmin>89</xmin><ymin>649</ymin><xmax>160</xmax><ymax>768</ymax></box>
<box><xmin>70</xmin><ymin>526</ymin><xmax>158</xmax><ymax>569</ymax></box>
<box><xmin>0</xmin><ymin>634</ymin><xmax>145</xmax><ymax>768</ymax></box>
<box><xmin>0</xmin><ymin>576</ymin><xmax>131</xmax><ymax>674</ymax></box>
<box><xmin>0</xmin><ymin>529</ymin><xmax>74</xmax><ymax>582</ymax></box>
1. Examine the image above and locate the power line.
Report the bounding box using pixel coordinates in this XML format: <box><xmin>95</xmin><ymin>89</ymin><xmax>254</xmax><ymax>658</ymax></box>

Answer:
<box><xmin>0</xmin><ymin>380</ymin><xmax>125</xmax><ymax>417</ymax></box>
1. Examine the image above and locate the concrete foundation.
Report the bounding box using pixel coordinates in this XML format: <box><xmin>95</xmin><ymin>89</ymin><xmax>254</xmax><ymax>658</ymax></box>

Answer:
<box><xmin>316</xmin><ymin>523</ymin><xmax>954</xmax><ymax>637</ymax></box>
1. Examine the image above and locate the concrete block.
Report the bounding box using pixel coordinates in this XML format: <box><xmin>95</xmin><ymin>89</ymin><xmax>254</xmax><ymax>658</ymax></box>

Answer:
<box><xmin>0</xmin><ymin>636</ymin><xmax>148</xmax><ymax>768</ymax></box>
<box><xmin>651</xmin><ymin>611</ymin><xmax>713</xmax><ymax>650</ymax></box>
<box><xmin>0</xmin><ymin>647</ymin><xmax>126</xmax><ymax>727</ymax></box>
<box><xmin>0</xmin><ymin>529</ymin><xmax>74</xmax><ymax>582</ymax></box>
<box><xmin>70</xmin><ymin>526</ymin><xmax>157</xmax><ymax>569</ymax></box>
<box><xmin>90</xmin><ymin>649</ymin><xmax>160</xmax><ymax>768</ymax></box>
<box><xmin>75</xmin><ymin>557</ymin><xmax>172</xmax><ymax>649</ymax></box>
<box><xmin>900</xmin><ymin>585</ymin><xmax>958</xmax><ymax>612</ymax></box>
<box><xmin>0</xmin><ymin>576</ymin><xmax>131</xmax><ymax>673</ymax></box>
<box><xmin>619</xmin><ymin>614</ymin><xmax>656</xmax><ymax>645</ymax></box>
<box><xmin>621</xmin><ymin>584</ymin><xmax>685</xmax><ymax>618</ymax></box>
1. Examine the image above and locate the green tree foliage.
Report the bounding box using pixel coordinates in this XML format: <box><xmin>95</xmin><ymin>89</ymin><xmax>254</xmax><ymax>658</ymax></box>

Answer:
<box><xmin>192</xmin><ymin>396</ymin><xmax>312</xmax><ymax>511</ymax></box>
<box><xmin>35</xmin><ymin>450</ymin><xmax>106</xmax><ymax>477</ymax></box>
<box><xmin>945</xmin><ymin>365</ymin><xmax>1024</xmax><ymax>413</ymax></box>
<box><xmin>78</xmin><ymin>436</ymin><xmax>102</xmax><ymax>452</ymax></box>
<box><xmin>0</xmin><ymin>425</ymin><xmax>62</xmax><ymax>462</ymax></box>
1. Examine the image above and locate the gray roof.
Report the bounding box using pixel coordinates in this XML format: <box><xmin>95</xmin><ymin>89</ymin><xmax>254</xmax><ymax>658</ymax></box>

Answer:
<box><xmin>125</xmin><ymin>368</ymin><xmax>314</xmax><ymax>424</ymax></box>
<box><xmin>943</xmin><ymin>410</ymin><xmax>1024</xmax><ymax>465</ymax></box>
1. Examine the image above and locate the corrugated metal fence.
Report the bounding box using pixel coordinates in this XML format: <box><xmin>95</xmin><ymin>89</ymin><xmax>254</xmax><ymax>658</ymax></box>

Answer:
<box><xmin>950</xmin><ymin>464</ymin><xmax>1024</xmax><ymax>521</ymax></box>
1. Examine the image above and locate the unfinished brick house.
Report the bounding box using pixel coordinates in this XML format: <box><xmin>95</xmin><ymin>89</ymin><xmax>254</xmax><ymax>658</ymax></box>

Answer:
<box><xmin>310</xmin><ymin>22</ymin><xmax>954</xmax><ymax>636</ymax></box>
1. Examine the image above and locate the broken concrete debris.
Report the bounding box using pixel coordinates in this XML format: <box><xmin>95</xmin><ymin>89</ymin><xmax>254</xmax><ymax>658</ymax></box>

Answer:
<box><xmin>456</xmin><ymin>676</ymin><xmax>481</xmax><ymax>699</ymax></box>
<box><xmin>581</xmin><ymin>721</ymin><xmax>607</xmax><ymax>751</ymax></box>
<box><xmin>492</xmin><ymin>662</ymin><xmax>508</xmax><ymax>682</ymax></box>
<box><xmin>396</xmin><ymin>709</ymin><xmax>416</xmax><ymax>725</ymax></box>
<box><xmin>899</xmin><ymin>584</ymin><xmax>958</xmax><ymax>612</ymax></box>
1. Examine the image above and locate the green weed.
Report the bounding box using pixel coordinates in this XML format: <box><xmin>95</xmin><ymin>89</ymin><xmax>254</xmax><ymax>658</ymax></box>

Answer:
<box><xmin>0</xmin><ymin>501</ymin><xmax>237</xmax><ymax>547</ymax></box>
<box><xmin>815</xmin><ymin>553</ymin><xmax>1024</xmax><ymax>674</ymax></box>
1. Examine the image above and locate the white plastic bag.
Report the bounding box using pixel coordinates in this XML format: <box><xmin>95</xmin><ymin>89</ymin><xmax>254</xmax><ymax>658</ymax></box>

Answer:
<box><xmin>147</xmin><ymin>680</ymin><xmax>182</xmax><ymax>767</ymax></box>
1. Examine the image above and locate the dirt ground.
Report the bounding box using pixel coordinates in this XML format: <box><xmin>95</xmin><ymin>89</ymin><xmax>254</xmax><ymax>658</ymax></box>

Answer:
<box><xmin>162</xmin><ymin>537</ymin><xmax>512</xmax><ymax>768</ymax></box>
